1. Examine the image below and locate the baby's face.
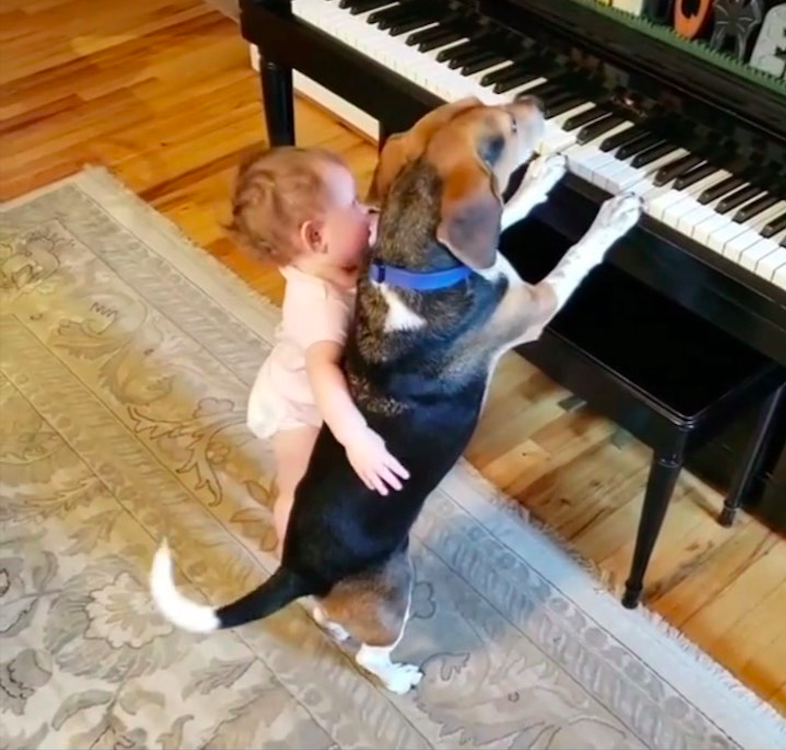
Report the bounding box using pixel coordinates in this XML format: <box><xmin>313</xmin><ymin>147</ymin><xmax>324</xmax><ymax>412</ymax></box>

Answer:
<box><xmin>319</xmin><ymin>161</ymin><xmax>377</xmax><ymax>269</ymax></box>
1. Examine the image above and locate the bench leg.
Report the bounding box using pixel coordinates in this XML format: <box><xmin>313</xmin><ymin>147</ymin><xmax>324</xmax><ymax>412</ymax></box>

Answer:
<box><xmin>720</xmin><ymin>383</ymin><xmax>786</xmax><ymax>527</ymax></box>
<box><xmin>623</xmin><ymin>453</ymin><xmax>682</xmax><ymax>609</ymax></box>
<box><xmin>260</xmin><ymin>57</ymin><xmax>295</xmax><ymax>146</ymax></box>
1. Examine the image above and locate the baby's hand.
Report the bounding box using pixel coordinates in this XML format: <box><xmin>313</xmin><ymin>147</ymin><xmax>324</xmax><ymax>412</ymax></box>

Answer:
<box><xmin>345</xmin><ymin>426</ymin><xmax>409</xmax><ymax>495</ymax></box>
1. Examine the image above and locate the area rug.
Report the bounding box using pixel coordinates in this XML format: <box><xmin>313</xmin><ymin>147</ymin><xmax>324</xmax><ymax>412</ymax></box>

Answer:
<box><xmin>1</xmin><ymin>168</ymin><xmax>784</xmax><ymax>750</ymax></box>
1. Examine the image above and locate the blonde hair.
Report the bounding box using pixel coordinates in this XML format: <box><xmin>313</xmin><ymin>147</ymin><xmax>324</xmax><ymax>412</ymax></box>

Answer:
<box><xmin>229</xmin><ymin>146</ymin><xmax>345</xmax><ymax>265</ymax></box>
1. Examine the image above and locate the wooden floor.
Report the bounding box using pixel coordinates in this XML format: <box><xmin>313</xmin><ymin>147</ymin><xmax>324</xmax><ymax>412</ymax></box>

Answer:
<box><xmin>1</xmin><ymin>0</ymin><xmax>784</xmax><ymax>714</ymax></box>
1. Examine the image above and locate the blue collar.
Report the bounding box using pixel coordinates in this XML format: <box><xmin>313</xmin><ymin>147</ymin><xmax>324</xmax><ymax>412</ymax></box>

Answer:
<box><xmin>368</xmin><ymin>260</ymin><xmax>473</xmax><ymax>291</ymax></box>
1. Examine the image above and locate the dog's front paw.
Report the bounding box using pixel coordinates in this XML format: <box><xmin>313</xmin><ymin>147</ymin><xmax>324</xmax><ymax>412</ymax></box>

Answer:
<box><xmin>524</xmin><ymin>152</ymin><xmax>567</xmax><ymax>194</ymax></box>
<box><xmin>381</xmin><ymin>662</ymin><xmax>423</xmax><ymax>695</ymax></box>
<box><xmin>590</xmin><ymin>192</ymin><xmax>642</xmax><ymax>239</ymax></box>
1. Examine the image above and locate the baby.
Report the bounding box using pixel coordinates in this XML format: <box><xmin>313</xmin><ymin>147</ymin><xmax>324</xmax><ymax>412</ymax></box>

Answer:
<box><xmin>230</xmin><ymin>146</ymin><xmax>408</xmax><ymax>553</ymax></box>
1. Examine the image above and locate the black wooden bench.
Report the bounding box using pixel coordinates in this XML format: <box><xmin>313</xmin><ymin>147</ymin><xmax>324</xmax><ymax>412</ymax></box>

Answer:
<box><xmin>503</xmin><ymin>221</ymin><xmax>786</xmax><ymax>608</ymax></box>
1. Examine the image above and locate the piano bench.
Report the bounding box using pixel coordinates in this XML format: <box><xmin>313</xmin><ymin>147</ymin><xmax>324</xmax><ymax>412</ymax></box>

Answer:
<box><xmin>520</xmin><ymin>264</ymin><xmax>786</xmax><ymax>609</ymax></box>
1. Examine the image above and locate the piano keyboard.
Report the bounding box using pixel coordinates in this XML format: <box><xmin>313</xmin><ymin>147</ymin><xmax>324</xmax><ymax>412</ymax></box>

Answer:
<box><xmin>292</xmin><ymin>0</ymin><xmax>786</xmax><ymax>292</ymax></box>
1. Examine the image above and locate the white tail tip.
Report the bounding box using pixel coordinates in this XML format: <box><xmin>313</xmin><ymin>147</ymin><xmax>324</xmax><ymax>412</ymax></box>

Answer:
<box><xmin>149</xmin><ymin>541</ymin><xmax>220</xmax><ymax>633</ymax></box>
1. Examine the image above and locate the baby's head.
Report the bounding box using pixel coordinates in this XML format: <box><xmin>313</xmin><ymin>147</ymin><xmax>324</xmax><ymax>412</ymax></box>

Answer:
<box><xmin>230</xmin><ymin>146</ymin><xmax>376</xmax><ymax>272</ymax></box>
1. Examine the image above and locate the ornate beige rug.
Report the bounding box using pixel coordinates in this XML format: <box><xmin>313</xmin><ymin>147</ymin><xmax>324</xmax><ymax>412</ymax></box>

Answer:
<box><xmin>1</xmin><ymin>168</ymin><xmax>784</xmax><ymax>750</ymax></box>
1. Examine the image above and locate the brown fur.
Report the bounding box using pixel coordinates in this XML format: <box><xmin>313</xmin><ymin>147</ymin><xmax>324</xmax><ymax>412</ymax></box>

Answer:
<box><xmin>318</xmin><ymin>550</ymin><xmax>412</xmax><ymax>647</ymax></box>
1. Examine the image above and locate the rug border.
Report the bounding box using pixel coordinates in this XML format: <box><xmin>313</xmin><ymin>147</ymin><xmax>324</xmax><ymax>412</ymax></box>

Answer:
<box><xmin>7</xmin><ymin>166</ymin><xmax>783</xmax><ymax>748</ymax></box>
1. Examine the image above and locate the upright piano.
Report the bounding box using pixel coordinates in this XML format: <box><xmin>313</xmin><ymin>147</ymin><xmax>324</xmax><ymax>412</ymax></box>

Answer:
<box><xmin>240</xmin><ymin>0</ymin><xmax>786</xmax><ymax>511</ymax></box>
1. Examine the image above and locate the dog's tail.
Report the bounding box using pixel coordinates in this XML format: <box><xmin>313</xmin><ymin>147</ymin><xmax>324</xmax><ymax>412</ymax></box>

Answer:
<box><xmin>150</xmin><ymin>541</ymin><xmax>312</xmax><ymax>632</ymax></box>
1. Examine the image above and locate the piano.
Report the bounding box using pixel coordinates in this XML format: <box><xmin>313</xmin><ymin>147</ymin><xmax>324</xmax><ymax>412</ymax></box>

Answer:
<box><xmin>239</xmin><ymin>0</ymin><xmax>786</xmax><ymax>507</ymax></box>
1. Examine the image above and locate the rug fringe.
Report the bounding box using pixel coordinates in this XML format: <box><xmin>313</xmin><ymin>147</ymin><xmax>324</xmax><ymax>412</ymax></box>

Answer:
<box><xmin>456</xmin><ymin>457</ymin><xmax>786</xmax><ymax>732</ymax></box>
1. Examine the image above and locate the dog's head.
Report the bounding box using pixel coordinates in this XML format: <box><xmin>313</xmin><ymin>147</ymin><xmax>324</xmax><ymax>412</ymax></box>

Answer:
<box><xmin>369</xmin><ymin>96</ymin><xmax>544</xmax><ymax>270</ymax></box>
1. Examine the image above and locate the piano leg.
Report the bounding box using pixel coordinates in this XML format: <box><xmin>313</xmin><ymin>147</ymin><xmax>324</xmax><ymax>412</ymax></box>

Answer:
<box><xmin>260</xmin><ymin>56</ymin><xmax>295</xmax><ymax>146</ymax></box>
<box><xmin>623</xmin><ymin>452</ymin><xmax>683</xmax><ymax>609</ymax></box>
<box><xmin>719</xmin><ymin>383</ymin><xmax>786</xmax><ymax>527</ymax></box>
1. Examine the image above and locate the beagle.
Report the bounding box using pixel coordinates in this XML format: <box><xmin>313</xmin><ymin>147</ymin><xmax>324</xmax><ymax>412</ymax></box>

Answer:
<box><xmin>151</xmin><ymin>96</ymin><xmax>641</xmax><ymax>694</ymax></box>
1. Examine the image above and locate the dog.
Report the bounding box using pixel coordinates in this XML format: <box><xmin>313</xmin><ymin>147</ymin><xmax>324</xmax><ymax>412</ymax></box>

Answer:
<box><xmin>151</xmin><ymin>95</ymin><xmax>641</xmax><ymax>694</ymax></box>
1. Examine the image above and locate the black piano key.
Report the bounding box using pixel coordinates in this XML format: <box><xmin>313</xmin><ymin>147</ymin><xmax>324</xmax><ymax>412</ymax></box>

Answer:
<box><xmin>481</xmin><ymin>62</ymin><xmax>520</xmax><ymax>85</ymax></box>
<box><xmin>494</xmin><ymin>69</ymin><xmax>544</xmax><ymax>93</ymax></box>
<box><xmin>369</xmin><ymin>4</ymin><xmax>413</xmax><ymax>29</ymax></box>
<box><xmin>653</xmin><ymin>154</ymin><xmax>703</xmax><ymax>186</ymax></box>
<box><xmin>716</xmin><ymin>185</ymin><xmax>764</xmax><ymax>214</ymax></box>
<box><xmin>436</xmin><ymin>39</ymin><xmax>476</xmax><ymax>62</ymax></box>
<box><xmin>600</xmin><ymin>125</ymin><xmax>646</xmax><ymax>153</ymax></box>
<box><xmin>698</xmin><ymin>175</ymin><xmax>745</xmax><ymax>204</ymax></box>
<box><xmin>462</xmin><ymin>52</ymin><xmax>509</xmax><ymax>75</ymax></box>
<box><xmin>674</xmin><ymin>162</ymin><xmax>719</xmax><ymax>190</ymax></box>
<box><xmin>630</xmin><ymin>141</ymin><xmax>678</xmax><ymax>168</ymax></box>
<box><xmin>538</xmin><ymin>86</ymin><xmax>572</xmax><ymax>106</ymax></box>
<box><xmin>762</xmin><ymin>211</ymin><xmax>786</xmax><ymax>238</ymax></box>
<box><xmin>613</xmin><ymin>133</ymin><xmax>655</xmax><ymax>160</ymax></box>
<box><xmin>406</xmin><ymin>22</ymin><xmax>459</xmax><ymax>47</ymax></box>
<box><xmin>733</xmin><ymin>194</ymin><xmax>779</xmax><ymax>223</ymax></box>
<box><xmin>618</xmin><ymin>134</ymin><xmax>665</xmax><ymax>160</ymax></box>
<box><xmin>544</xmin><ymin>94</ymin><xmax>587</xmax><ymax>118</ymax></box>
<box><xmin>343</xmin><ymin>0</ymin><xmax>395</xmax><ymax>11</ymax></box>
<box><xmin>576</xmin><ymin>114</ymin><xmax>624</xmax><ymax>144</ymax></box>
<box><xmin>519</xmin><ymin>79</ymin><xmax>563</xmax><ymax>100</ymax></box>
<box><xmin>448</xmin><ymin>47</ymin><xmax>496</xmax><ymax>70</ymax></box>
<box><xmin>563</xmin><ymin>105</ymin><xmax>608</xmax><ymax>132</ymax></box>
<box><xmin>380</xmin><ymin>10</ymin><xmax>422</xmax><ymax>31</ymax></box>
<box><xmin>389</xmin><ymin>16</ymin><xmax>438</xmax><ymax>37</ymax></box>
<box><xmin>415</xmin><ymin>27</ymin><xmax>464</xmax><ymax>52</ymax></box>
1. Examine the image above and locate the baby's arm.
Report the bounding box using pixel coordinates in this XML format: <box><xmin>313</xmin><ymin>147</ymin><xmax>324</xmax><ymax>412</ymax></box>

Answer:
<box><xmin>306</xmin><ymin>341</ymin><xmax>409</xmax><ymax>495</ymax></box>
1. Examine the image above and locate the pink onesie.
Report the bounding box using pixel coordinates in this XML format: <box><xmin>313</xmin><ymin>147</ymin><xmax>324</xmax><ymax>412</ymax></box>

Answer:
<box><xmin>247</xmin><ymin>265</ymin><xmax>356</xmax><ymax>438</ymax></box>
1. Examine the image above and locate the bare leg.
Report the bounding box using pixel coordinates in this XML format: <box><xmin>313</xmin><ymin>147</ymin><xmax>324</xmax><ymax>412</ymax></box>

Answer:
<box><xmin>272</xmin><ymin>425</ymin><xmax>320</xmax><ymax>556</ymax></box>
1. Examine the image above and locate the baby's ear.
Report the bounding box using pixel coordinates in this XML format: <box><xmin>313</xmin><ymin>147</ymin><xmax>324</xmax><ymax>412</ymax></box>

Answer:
<box><xmin>300</xmin><ymin>219</ymin><xmax>326</xmax><ymax>253</ymax></box>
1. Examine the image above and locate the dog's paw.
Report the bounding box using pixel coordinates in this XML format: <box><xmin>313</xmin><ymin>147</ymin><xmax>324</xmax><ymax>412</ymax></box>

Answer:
<box><xmin>380</xmin><ymin>662</ymin><xmax>423</xmax><ymax>695</ymax></box>
<box><xmin>523</xmin><ymin>152</ymin><xmax>567</xmax><ymax>193</ymax></box>
<box><xmin>591</xmin><ymin>192</ymin><xmax>642</xmax><ymax>238</ymax></box>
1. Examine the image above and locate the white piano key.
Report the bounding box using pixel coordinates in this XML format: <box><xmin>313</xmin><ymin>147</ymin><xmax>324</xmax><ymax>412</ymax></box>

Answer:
<box><xmin>709</xmin><ymin>220</ymin><xmax>751</xmax><ymax>254</ymax></box>
<box><xmin>772</xmin><ymin>261</ymin><xmax>786</xmax><ymax>289</ymax></box>
<box><xmin>724</xmin><ymin>229</ymin><xmax>763</xmax><ymax>262</ymax></box>
<box><xmin>607</xmin><ymin>147</ymin><xmax>690</xmax><ymax>196</ymax></box>
<box><xmin>659</xmin><ymin>171</ymin><xmax>731</xmax><ymax>230</ymax></box>
<box><xmin>749</xmin><ymin>200</ymin><xmax>786</xmax><ymax>231</ymax></box>
<box><xmin>721</xmin><ymin>202</ymin><xmax>786</xmax><ymax>265</ymax></box>
<box><xmin>569</xmin><ymin>147</ymin><xmax>616</xmax><ymax>182</ymax></box>
<box><xmin>298</xmin><ymin>1</ymin><xmax>786</xmax><ymax>294</ymax></box>
<box><xmin>695</xmin><ymin>192</ymin><xmax>776</xmax><ymax>253</ymax></box>
<box><xmin>693</xmin><ymin>212</ymin><xmax>731</xmax><ymax>247</ymax></box>
<box><xmin>508</xmin><ymin>76</ymin><xmax>549</xmax><ymax>98</ymax></box>
<box><xmin>757</xmin><ymin>247</ymin><xmax>786</xmax><ymax>283</ymax></box>
<box><xmin>740</xmin><ymin>238</ymin><xmax>779</xmax><ymax>272</ymax></box>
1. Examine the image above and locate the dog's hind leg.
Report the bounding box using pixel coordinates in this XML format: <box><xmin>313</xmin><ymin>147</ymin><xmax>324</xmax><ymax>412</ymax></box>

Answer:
<box><xmin>318</xmin><ymin>550</ymin><xmax>422</xmax><ymax>694</ymax></box>
<box><xmin>311</xmin><ymin>603</ymin><xmax>350</xmax><ymax>643</ymax></box>
<box><xmin>356</xmin><ymin>640</ymin><xmax>421</xmax><ymax>696</ymax></box>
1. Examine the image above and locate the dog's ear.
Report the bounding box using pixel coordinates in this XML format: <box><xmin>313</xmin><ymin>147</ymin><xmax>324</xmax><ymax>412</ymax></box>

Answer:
<box><xmin>368</xmin><ymin>97</ymin><xmax>481</xmax><ymax>203</ymax></box>
<box><xmin>436</xmin><ymin>159</ymin><xmax>502</xmax><ymax>270</ymax></box>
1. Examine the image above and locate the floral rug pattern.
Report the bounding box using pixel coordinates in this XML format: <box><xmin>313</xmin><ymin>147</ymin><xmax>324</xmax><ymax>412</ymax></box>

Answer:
<box><xmin>1</xmin><ymin>169</ymin><xmax>784</xmax><ymax>750</ymax></box>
